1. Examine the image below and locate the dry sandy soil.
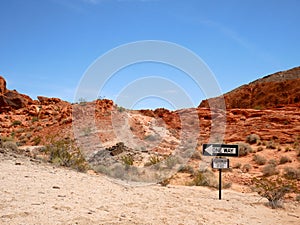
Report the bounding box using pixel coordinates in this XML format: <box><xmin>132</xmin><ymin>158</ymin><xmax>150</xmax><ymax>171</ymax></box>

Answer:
<box><xmin>0</xmin><ymin>153</ymin><xmax>299</xmax><ymax>225</ymax></box>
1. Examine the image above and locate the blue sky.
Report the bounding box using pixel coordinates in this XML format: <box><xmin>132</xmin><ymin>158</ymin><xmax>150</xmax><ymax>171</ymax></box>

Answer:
<box><xmin>1</xmin><ymin>0</ymin><xmax>299</xmax><ymax>109</ymax></box>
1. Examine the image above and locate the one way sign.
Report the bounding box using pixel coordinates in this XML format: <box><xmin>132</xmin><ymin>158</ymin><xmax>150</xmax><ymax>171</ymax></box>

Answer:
<box><xmin>202</xmin><ymin>144</ymin><xmax>239</xmax><ymax>157</ymax></box>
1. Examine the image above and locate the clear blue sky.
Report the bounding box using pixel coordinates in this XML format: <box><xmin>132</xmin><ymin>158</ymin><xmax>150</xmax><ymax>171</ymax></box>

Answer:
<box><xmin>1</xmin><ymin>0</ymin><xmax>299</xmax><ymax>109</ymax></box>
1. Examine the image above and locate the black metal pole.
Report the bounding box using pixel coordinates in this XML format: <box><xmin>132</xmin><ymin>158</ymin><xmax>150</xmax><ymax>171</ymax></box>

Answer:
<box><xmin>219</xmin><ymin>169</ymin><xmax>222</xmax><ymax>200</ymax></box>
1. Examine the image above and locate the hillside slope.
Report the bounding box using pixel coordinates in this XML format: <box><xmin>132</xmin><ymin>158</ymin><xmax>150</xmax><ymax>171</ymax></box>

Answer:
<box><xmin>199</xmin><ymin>66</ymin><xmax>300</xmax><ymax>109</ymax></box>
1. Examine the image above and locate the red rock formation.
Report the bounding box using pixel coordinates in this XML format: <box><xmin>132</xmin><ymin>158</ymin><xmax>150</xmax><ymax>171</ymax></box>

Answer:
<box><xmin>0</xmin><ymin>76</ymin><xmax>33</xmax><ymax>110</ymax></box>
<box><xmin>199</xmin><ymin>66</ymin><xmax>300</xmax><ymax>109</ymax></box>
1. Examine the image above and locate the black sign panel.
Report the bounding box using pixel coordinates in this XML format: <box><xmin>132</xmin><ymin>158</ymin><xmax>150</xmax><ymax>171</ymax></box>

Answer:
<box><xmin>202</xmin><ymin>144</ymin><xmax>239</xmax><ymax>157</ymax></box>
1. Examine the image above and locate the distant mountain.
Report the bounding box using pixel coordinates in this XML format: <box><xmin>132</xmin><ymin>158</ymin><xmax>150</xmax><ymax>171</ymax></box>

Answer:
<box><xmin>199</xmin><ymin>66</ymin><xmax>300</xmax><ymax>109</ymax></box>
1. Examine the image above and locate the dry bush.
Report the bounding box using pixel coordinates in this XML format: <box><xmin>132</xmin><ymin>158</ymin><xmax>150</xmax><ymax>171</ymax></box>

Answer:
<box><xmin>246</xmin><ymin>134</ymin><xmax>260</xmax><ymax>144</ymax></box>
<box><xmin>2</xmin><ymin>141</ymin><xmax>18</xmax><ymax>152</ymax></box>
<box><xmin>178</xmin><ymin>165</ymin><xmax>195</xmax><ymax>174</ymax></box>
<box><xmin>262</xmin><ymin>164</ymin><xmax>279</xmax><ymax>177</ymax></box>
<box><xmin>257</xmin><ymin>146</ymin><xmax>264</xmax><ymax>152</ymax></box>
<box><xmin>252</xmin><ymin>177</ymin><xmax>297</xmax><ymax>209</ymax></box>
<box><xmin>190</xmin><ymin>169</ymin><xmax>217</xmax><ymax>188</ymax></box>
<box><xmin>268</xmin><ymin>159</ymin><xmax>278</xmax><ymax>165</ymax></box>
<box><xmin>266</xmin><ymin>140</ymin><xmax>277</xmax><ymax>149</ymax></box>
<box><xmin>45</xmin><ymin>139</ymin><xmax>89</xmax><ymax>172</ymax></box>
<box><xmin>233</xmin><ymin>162</ymin><xmax>242</xmax><ymax>169</ymax></box>
<box><xmin>253</xmin><ymin>154</ymin><xmax>267</xmax><ymax>165</ymax></box>
<box><xmin>283</xmin><ymin>167</ymin><xmax>300</xmax><ymax>180</ymax></box>
<box><xmin>279</xmin><ymin>156</ymin><xmax>292</xmax><ymax>164</ymax></box>
<box><xmin>238</xmin><ymin>142</ymin><xmax>253</xmax><ymax>157</ymax></box>
<box><xmin>242</xmin><ymin>164</ymin><xmax>252</xmax><ymax>173</ymax></box>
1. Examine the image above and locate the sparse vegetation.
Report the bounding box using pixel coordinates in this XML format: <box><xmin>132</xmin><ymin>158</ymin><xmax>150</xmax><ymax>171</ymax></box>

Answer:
<box><xmin>178</xmin><ymin>165</ymin><xmax>195</xmax><ymax>174</ymax></box>
<box><xmin>262</xmin><ymin>164</ymin><xmax>279</xmax><ymax>177</ymax></box>
<box><xmin>283</xmin><ymin>167</ymin><xmax>300</xmax><ymax>180</ymax></box>
<box><xmin>238</xmin><ymin>142</ymin><xmax>253</xmax><ymax>157</ymax></box>
<box><xmin>2</xmin><ymin>141</ymin><xmax>18</xmax><ymax>152</ymax></box>
<box><xmin>11</xmin><ymin>120</ymin><xmax>22</xmax><ymax>126</ymax></box>
<box><xmin>266</xmin><ymin>140</ymin><xmax>277</xmax><ymax>149</ymax></box>
<box><xmin>117</xmin><ymin>106</ymin><xmax>126</xmax><ymax>112</ymax></box>
<box><xmin>253</xmin><ymin>154</ymin><xmax>267</xmax><ymax>165</ymax></box>
<box><xmin>252</xmin><ymin>177</ymin><xmax>297</xmax><ymax>209</ymax></box>
<box><xmin>279</xmin><ymin>156</ymin><xmax>292</xmax><ymax>164</ymax></box>
<box><xmin>121</xmin><ymin>154</ymin><xmax>134</xmax><ymax>166</ymax></box>
<box><xmin>242</xmin><ymin>164</ymin><xmax>252</xmax><ymax>173</ymax></box>
<box><xmin>45</xmin><ymin>139</ymin><xmax>89</xmax><ymax>172</ymax></box>
<box><xmin>246</xmin><ymin>134</ymin><xmax>260</xmax><ymax>144</ymax></box>
<box><xmin>32</xmin><ymin>136</ymin><xmax>41</xmax><ymax>145</ymax></box>
<box><xmin>190</xmin><ymin>169</ymin><xmax>217</xmax><ymax>188</ymax></box>
<box><xmin>233</xmin><ymin>162</ymin><xmax>242</xmax><ymax>169</ymax></box>
<box><xmin>257</xmin><ymin>146</ymin><xmax>264</xmax><ymax>152</ymax></box>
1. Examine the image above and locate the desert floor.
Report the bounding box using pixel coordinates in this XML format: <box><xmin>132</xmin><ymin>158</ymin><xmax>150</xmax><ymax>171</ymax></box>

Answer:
<box><xmin>0</xmin><ymin>153</ymin><xmax>299</xmax><ymax>225</ymax></box>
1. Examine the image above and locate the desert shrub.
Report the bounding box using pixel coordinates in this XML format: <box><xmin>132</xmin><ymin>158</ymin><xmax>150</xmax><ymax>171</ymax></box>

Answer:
<box><xmin>284</xmin><ymin>146</ymin><xmax>291</xmax><ymax>152</ymax></box>
<box><xmin>283</xmin><ymin>167</ymin><xmax>300</xmax><ymax>180</ymax></box>
<box><xmin>191</xmin><ymin>150</ymin><xmax>202</xmax><ymax>160</ymax></box>
<box><xmin>252</xmin><ymin>177</ymin><xmax>297</xmax><ymax>208</ymax></box>
<box><xmin>11</xmin><ymin>120</ymin><xmax>22</xmax><ymax>126</ymax></box>
<box><xmin>31</xmin><ymin>117</ymin><xmax>38</xmax><ymax>123</ymax></box>
<box><xmin>262</xmin><ymin>164</ymin><xmax>279</xmax><ymax>177</ymax></box>
<box><xmin>253</xmin><ymin>154</ymin><xmax>267</xmax><ymax>165</ymax></box>
<box><xmin>233</xmin><ymin>162</ymin><xmax>242</xmax><ymax>169</ymax></box>
<box><xmin>266</xmin><ymin>140</ymin><xmax>277</xmax><ymax>149</ymax></box>
<box><xmin>279</xmin><ymin>156</ymin><xmax>292</xmax><ymax>164</ymax></box>
<box><xmin>268</xmin><ymin>159</ymin><xmax>278</xmax><ymax>165</ymax></box>
<box><xmin>2</xmin><ymin>141</ymin><xmax>18</xmax><ymax>152</ymax></box>
<box><xmin>242</xmin><ymin>164</ymin><xmax>252</xmax><ymax>173</ymax></box>
<box><xmin>257</xmin><ymin>146</ymin><xmax>264</xmax><ymax>152</ymax></box>
<box><xmin>45</xmin><ymin>139</ymin><xmax>89</xmax><ymax>172</ymax></box>
<box><xmin>178</xmin><ymin>165</ymin><xmax>195</xmax><ymax>174</ymax></box>
<box><xmin>246</xmin><ymin>134</ymin><xmax>260</xmax><ymax>144</ymax></box>
<box><xmin>117</xmin><ymin>106</ymin><xmax>126</xmax><ymax>112</ymax></box>
<box><xmin>238</xmin><ymin>142</ymin><xmax>253</xmax><ymax>157</ymax></box>
<box><xmin>78</xmin><ymin>97</ymin><xmax>87</xmax><ymax>105</ymax></box>
<box><xmin>296</xmin><ymin>195</ymin><xmax>300</xmax><ymax>202</ymax></box>
<box><xmin>32</xmin><ymin>136</ymin><xmax>41</xmax><ymax>145</ymax></box>
<box><xmin>121</xmin><ymin>155</ymin><xmax>134</xmax><ymax>166</ymax></box>
<box><xmin>190</xmin><ymin>169</ymin><xmax>217</xmax><ymax>188</ymax></box>
<box><xmin>144</xmin><ymin>155</ymin><xmax>161</xmax><ymax>167</ymax></box>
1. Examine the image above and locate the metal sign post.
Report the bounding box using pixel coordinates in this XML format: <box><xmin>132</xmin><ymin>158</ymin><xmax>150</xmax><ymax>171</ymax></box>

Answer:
<box><xmin>203</xmin><ymin>144</ymin><xmax>238</xmax><ymax>200</ymax></box>
<box><xmin>211</xmin><ymin>157</ymin><xmax>229</xmax><ymax>200</ymax></box>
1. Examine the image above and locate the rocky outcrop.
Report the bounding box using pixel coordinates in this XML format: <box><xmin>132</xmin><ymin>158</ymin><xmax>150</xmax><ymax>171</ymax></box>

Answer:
<box><xmin>199</xmin><ymin>66</ymin><xmax>300</xmax><ymax>109</ymax></box>
<box><xmin>0</xmin><ymin>76</ymin><xmax>34</xmax><ymax>110</ymax></box>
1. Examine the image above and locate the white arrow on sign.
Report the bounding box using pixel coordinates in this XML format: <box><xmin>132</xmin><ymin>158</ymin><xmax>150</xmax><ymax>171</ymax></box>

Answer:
<box><xmin>204</xmin><ymin>145</ymin><xmax>214</xmax><ymax>155</ymax></box>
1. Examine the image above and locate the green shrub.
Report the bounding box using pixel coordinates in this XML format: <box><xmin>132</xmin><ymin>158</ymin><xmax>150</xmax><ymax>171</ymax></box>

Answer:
<box><xmin>31</xmin><ymin>117</ymin><xmax>38</xmax><ymax>123</ymax></box>
<box><xmin>279</xmin><ymin>156</ymin><xmax>292</xmax><ymax>164</ymax></box>
<box><xmin>246</xmin><ymin>134</ymin><xmax>260</xmax><ymax>144</ymax></box>
<box><xmin>238</xmin><ymin>142</ymin><xmax>253</xmax><ymax>157</ymax></box>
<box><xmin>117</xmin><ymin>106</ymin><xmax>126</xmax><ymax>112</ymax></box>
<box><xmin>45</xmin><ymin>139</ymin><xmax>89</xmax><ymax>172</ymax></box>
<box><xmin>262</xmin><ymin>164</ymin><xmax>279</xmax><ymax>177</ymax></box>
<box><xmin>121</xmin><ymin>155</ymin><xmax>134</xmax><ymax>166</ymax></box>
<box><xmin>11</xmin><ymin>120</ymin><xmax>22</xmax><ymax>126</ymax></box>
<box><xmin>253</xmin><ymin>154</ymin><xmax>267</xmax><ymax>165</ymax></box>
<box><xmin>252</xmin><ymin>177</ymin><xmax>297</xmax><ymax>208</ymax></box>
<box><xmin>32</xmin><ymin>136</ymin><xmax>42</xmax><ymax>145</ymax></box>
<box><xmin>190</xmin><ymin>169</ymin><xmax>217</xmax><ymax>188</ymax></box>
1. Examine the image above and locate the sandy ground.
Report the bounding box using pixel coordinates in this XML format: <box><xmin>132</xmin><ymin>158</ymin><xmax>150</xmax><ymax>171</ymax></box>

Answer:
<box><xmin>0</xmin><ymin>153</ymin><xmax>299</xmax><ymax>225</ymax></box>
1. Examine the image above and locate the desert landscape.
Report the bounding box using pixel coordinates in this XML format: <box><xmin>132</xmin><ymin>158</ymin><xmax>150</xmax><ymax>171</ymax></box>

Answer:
<box><xmin>0</xmin><ymin>66</ymin><xmax>300</xmax><ymax>224</ymax></box>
